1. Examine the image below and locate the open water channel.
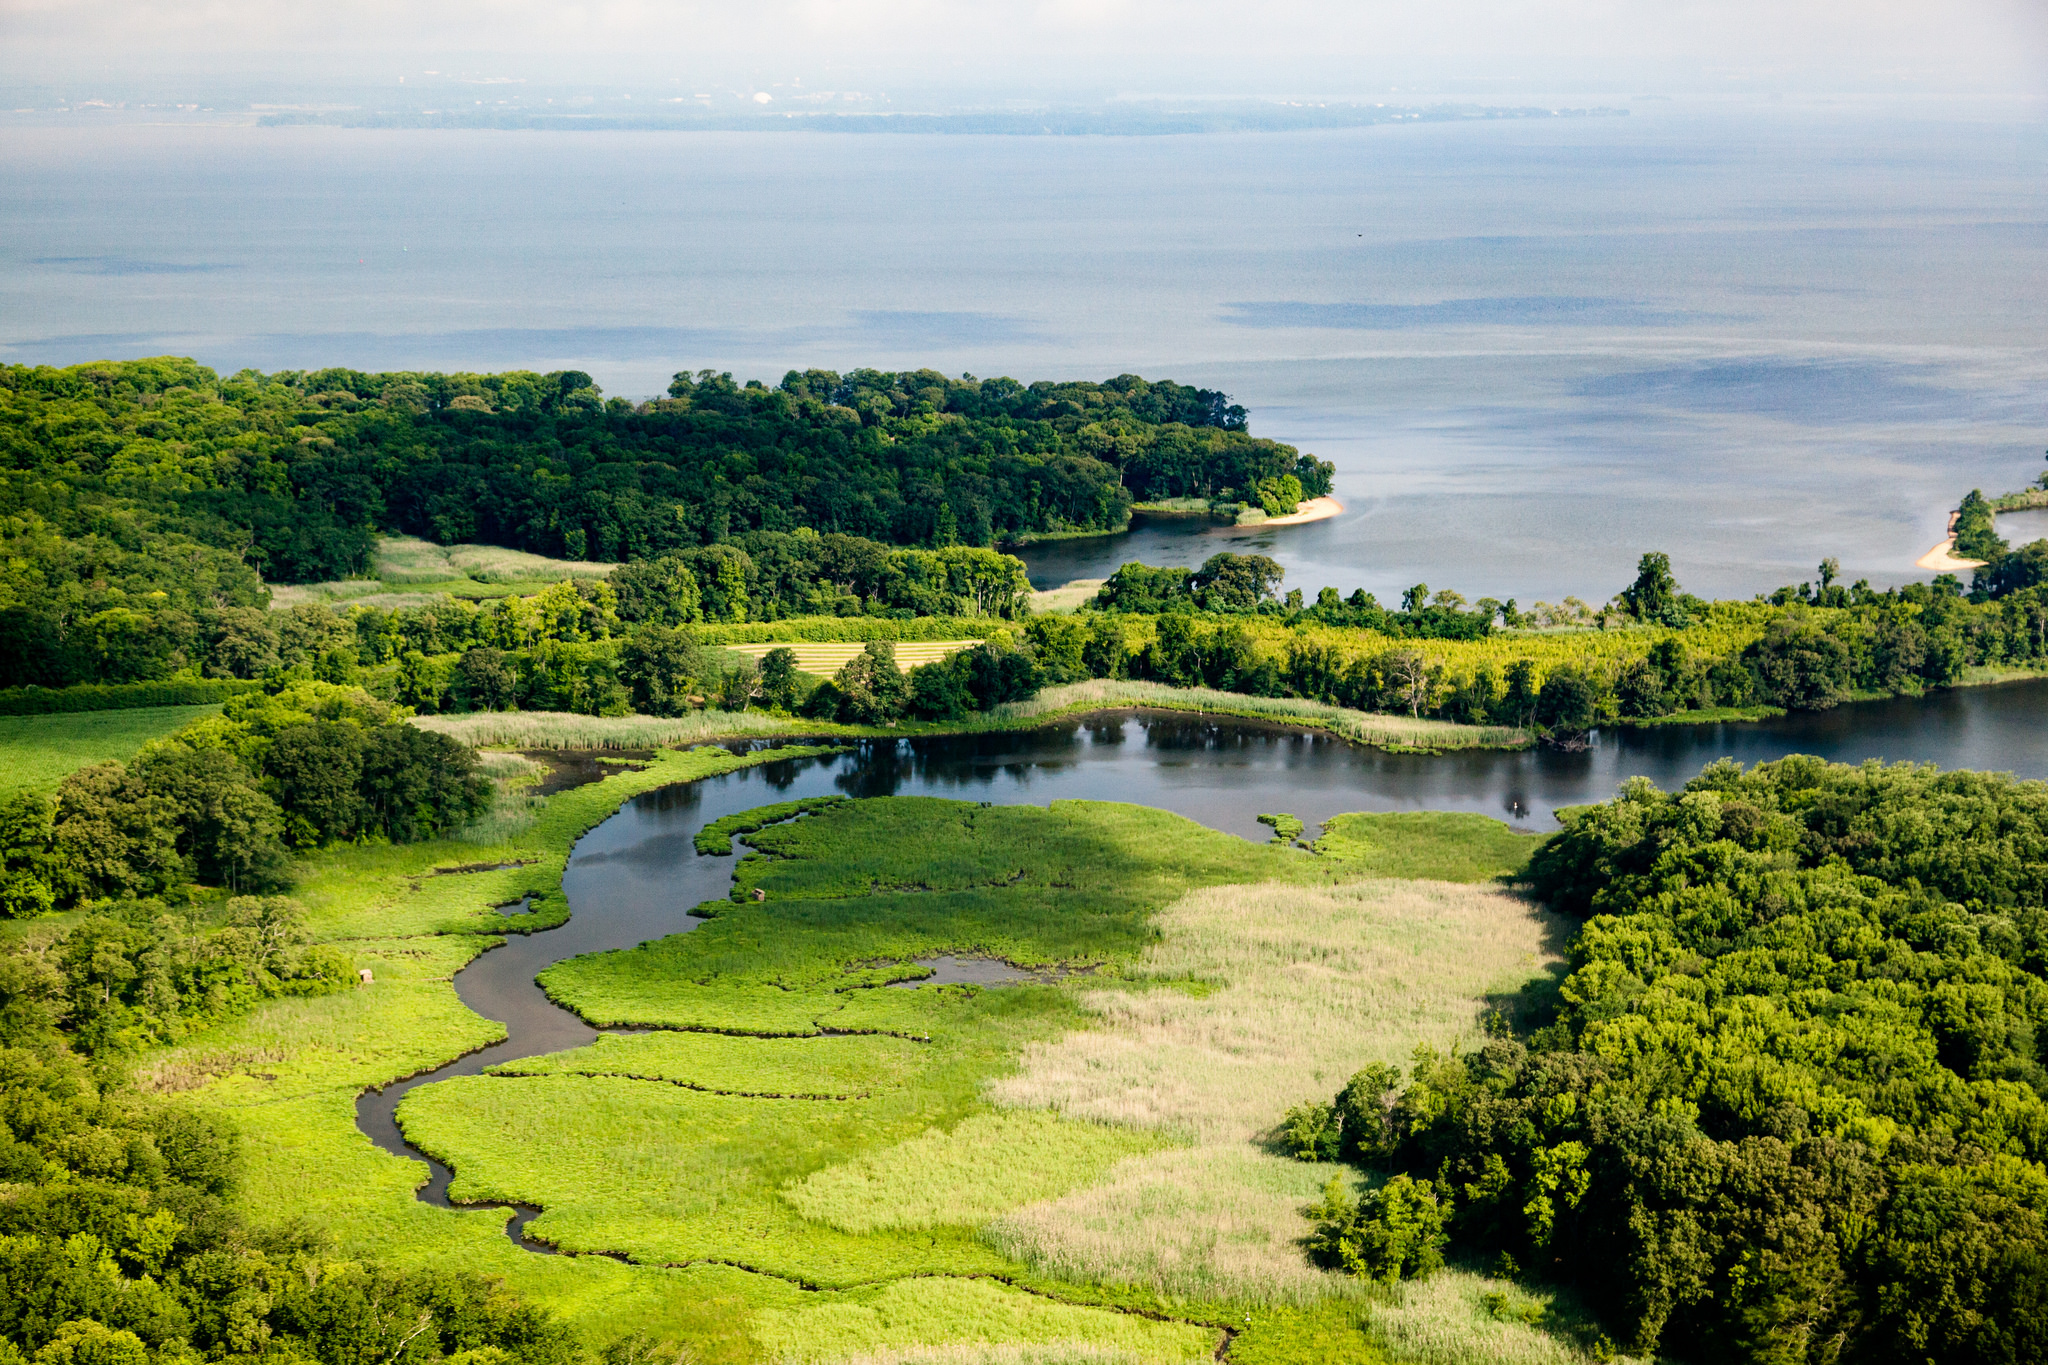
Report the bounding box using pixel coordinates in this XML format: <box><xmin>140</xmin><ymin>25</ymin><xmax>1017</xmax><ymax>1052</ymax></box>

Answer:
<box><xmin>357</xmin><ymin>679</ymin><xmax>2048</xmax><ymax>1250</ymax></box>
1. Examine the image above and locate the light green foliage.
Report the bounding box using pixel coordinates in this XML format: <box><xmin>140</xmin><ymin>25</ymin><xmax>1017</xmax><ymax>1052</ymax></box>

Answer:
<box><xmin>786</xmin><ymin>1111</ymin><xmax>1167</xmax><ymax>1234</ymax></box>
<box><xmin>1257</xmin><ymin>813</ymin><xmax>1305</xmax><ymax>845</ymax></box>
<box><xmin>752</xmin><ymin>1277</ymin><xmax>1217</xmax><ymax>1364</ymax></box>
<box><xmin>1305</xmin><ymin>1174</ymin><xmax>1449</xmax><ymax>1284</ymax></box>
<box><xmin>0</xmin><ymin>704</ymin><xmax>220</xmax><ymax>796</ymax></box>
<box><xmin>695</xmin><ymin>795</ymin><xmax>848</xmax><ymax>855</ymax></box>
<box><xmin>490</xmin><ymin>1029</ymin><xmax>922</xmax><ymax>1098</ymax></box>
<box><xmin>1309</xmin><ymin>813</ymin><xmax>1544</xmax><ymax>883</ymax></box>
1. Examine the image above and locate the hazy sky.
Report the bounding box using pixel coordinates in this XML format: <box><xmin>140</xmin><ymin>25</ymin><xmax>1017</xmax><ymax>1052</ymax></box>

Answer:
<box><xmin>5</xmin><ymin>0</ymin><xmax>2046</xmax><ymax>97</ymax></box>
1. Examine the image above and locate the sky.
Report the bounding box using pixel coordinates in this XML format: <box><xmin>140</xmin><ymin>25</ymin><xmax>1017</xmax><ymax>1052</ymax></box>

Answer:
<box><xmin>4</xmin><ymin>0</ymin><xmax>2046</xmax><ymax>99</ymax></box>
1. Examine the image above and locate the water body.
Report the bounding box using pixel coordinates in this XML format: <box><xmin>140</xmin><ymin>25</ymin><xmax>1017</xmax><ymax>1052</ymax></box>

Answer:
<box><xmin>5</xmin><ymin>102</ymin><xmax>2046</xmax><ymax>601</ymax></box>
<box><xmin>356</xmin><ymin>678</ymin><xmax>2048</xmax><ymax>1248</ymax></box>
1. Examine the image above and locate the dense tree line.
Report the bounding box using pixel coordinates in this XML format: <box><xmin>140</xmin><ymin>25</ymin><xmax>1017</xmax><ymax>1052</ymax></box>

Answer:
<box><xmin>1284</xmin><ymin>758</ymin><xmax>2048</xmax><ymax>1363</ymax></box>
<box><xmin>0</xmin><ymin>356</ymin><xmax>1329</xmax><ymax>592</ymax></box>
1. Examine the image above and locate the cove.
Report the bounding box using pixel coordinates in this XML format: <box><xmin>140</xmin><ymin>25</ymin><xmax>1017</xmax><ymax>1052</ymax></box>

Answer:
<box><xmin>355</xmin><ymin>678</ymin><xmax>2048</xmax><ymax>1250</ymax></box>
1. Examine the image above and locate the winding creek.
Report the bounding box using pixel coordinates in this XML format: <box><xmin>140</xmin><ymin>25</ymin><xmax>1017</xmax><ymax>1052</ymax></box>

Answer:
<box><xmin>356</xmin><ymin>678</ymin><xmax>2048</xmax><ymax>1251</ymax></box>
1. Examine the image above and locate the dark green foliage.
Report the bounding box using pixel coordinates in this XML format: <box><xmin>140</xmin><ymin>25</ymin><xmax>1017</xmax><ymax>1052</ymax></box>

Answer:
<box><xmin>1954</xmin><ymin>490</ymin><xmax>2009</xmax><ymax>562</ymax></box>
<box><xmin>693</xmin><ymin>795</ymin><xmax>848</xmax><ymax>856</ymax></box>
<box><xmin>1304</xmin><ymin>758</ymin><xmax>2048</xmax><ymax>1361</ymax></box>
<box><xmin>830</xmin><ymin>642</ymin><xmax>912</xmax><ymax>724</ymax></box>
<box><xmin>757</xmin><ymin>646</ymin><xmax>807</xmax><ymax>711</ymax></box>
<box><xmin>616</xmin><ymin>626</ymin><xmax>706</xmax><ymax>717</ymax></box>
<box><xmin>906</xmin><ymin>640</ymin><xmax>1045</xmax><ymax>720</ymax></box>
<box><xmin>1976</xmin><ymin>539</ymin><xmax>2048</xmax><ymax>599</ymax></box>
<box><xmin>1618</xmin><ymin>551</ymin><xmax>1695</xmax><ymax>628</ymax></box>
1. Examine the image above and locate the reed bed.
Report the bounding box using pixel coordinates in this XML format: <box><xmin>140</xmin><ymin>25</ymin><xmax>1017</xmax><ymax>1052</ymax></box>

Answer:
<box><xmin>989</xmin><ymin>681</ymin><xmax>1527</xmax><ymax>751</ymax></box>
<box><xmin>985</xmin><ymin>1146</ymin><xmax>1367</xmax><ymax>1307</ymax></box>
<box><xmin>410</xmin><ymin>708</ymin><xmax>801</xmax><ymax>749</ymax></box>
<box><xmin>986</xmin><ymin>878</ymin><xmax>1562</xmax><ymax>1308</ymax></box>
<box><xmin>1367</xmin><ymin>1271</ymin><xmax>1644</xmax><ymax>1365</ymax></box>
<box><xmin>993</xmin><ymin>879</ymin><xmax>1561</xmax><ymax>1142</ymax></box>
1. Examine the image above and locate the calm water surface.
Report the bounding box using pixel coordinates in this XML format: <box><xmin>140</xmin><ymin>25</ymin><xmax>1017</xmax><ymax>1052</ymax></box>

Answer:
<box><xmin>359</xmin><ymin>680</ymin><xmax>2048</xmax><ymax>1246</ymax></box>
<box><xmin>7</xmin><ymin>103</ymin><xmax>2046</xmax><ymax>601</ymax></box>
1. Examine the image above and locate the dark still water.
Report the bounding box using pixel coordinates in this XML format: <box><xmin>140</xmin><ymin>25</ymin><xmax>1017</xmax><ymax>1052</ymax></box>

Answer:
<box><xmin>359</xmin><ymin>677</ymin><xmax>2048</xmax><ymax>1251</ymax></box>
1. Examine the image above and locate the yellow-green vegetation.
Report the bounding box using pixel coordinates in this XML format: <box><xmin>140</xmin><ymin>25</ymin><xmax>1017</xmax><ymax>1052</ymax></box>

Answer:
<box><xmin>407</xmin><ymin>681</ymin><xmax>1527</xmax><ymax>753</ymax></box>
<box><xmin>490</xmin><ymin>1029</ymin><xmax>924</xmax><ymax>1098</ymax></box>
<box><xmin>723</xmin><ymin>640</ymin><xmax>984</xmax><ymax>675</ymax></box>
<box><xmin>786</xmin><ymin>1112</ymin><xmax>1169</xmax><ymax>1234</ymax></box>
<box><xmin>1306</xmin><ymin>813</ymin><xmax>1543</xmax><ymax>882</ymax></box>
<box><xmin>0</xmin><ymin>703</ymin><xmax>221</xmax><ymax>796</ymax></box>
<box><xmin>1029</xmin><ymin>579</ymin><xmax>1109</xmax><ymax>614</ymax></box>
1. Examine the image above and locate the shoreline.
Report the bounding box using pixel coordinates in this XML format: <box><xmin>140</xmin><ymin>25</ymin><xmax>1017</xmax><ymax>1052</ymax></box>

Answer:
<box><xmin>1245</xmin><ymin>495</ymin><xmax>1343</xmax><ymax>528</ymax></box>
<box><xmin>1916</xmin><ymin>509</ymin><xmax>1985</xmax><ymax>572</ymax></box>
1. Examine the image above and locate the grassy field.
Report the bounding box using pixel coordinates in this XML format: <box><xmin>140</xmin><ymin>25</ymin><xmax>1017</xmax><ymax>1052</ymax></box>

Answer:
<box><xmin>142</xmin><ymin>740</ymin><xmax>1630</xmax><ymax>1364</ymax></box>
<box><xmin>1306</xmin><ymin>812</ymin><xmax>1544</xmax><ymax>882</ymax></box>
<box><xmin>269</xmin><ymin>534</ymin><xmax>618</xmax><ymax>608</ymax></box>
<box><xmin>722</xmin><ymin>640</ymin><xmax>984</xmax><ymax>674</ymax></box>
<box><xmin>0</xmin><ymin>703</ymin><xmax>220</xmax><ymax>797</ymax></box>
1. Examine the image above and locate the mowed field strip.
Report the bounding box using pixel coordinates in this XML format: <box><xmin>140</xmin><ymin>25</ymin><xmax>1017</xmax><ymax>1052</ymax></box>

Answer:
<box><xmin>722</xmin><ymin>640</ymin><xmax>982</xmax><ymax>674</ymax></box>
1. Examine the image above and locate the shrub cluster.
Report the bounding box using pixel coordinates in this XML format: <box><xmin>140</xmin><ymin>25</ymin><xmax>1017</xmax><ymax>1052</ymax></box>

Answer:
<box><xmin>0</xmin><ymin>681</ymin><xmax>487</xmax><ymax>913</ymax></box>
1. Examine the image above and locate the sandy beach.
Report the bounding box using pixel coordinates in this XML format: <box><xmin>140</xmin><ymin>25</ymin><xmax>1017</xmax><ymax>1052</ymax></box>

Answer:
<box><xmin>1915</xmin><ymin>538</ymin><xmax>1986</xmax><ymax>572</ymax></box>
<box><xmin>1915</xmin><ymin>510</ymin><xmax>1986</xmax><ymax>572</ymax></box>
<box><xmin>1255</xmin><ymin>495</ymin><xmax>1344</xmax><ymax>527</ymax></box>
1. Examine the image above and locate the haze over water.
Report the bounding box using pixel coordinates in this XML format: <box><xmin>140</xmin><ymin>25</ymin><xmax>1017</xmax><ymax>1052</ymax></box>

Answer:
<box><xmin>4</xmin><ymin>99</ymin><xmax>2044</xmax><ymax>604</ymax></box>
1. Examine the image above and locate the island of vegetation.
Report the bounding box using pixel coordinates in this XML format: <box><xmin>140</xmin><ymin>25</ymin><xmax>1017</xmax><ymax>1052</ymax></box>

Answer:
<box><xmin>0</xmin><ymin>357</ymin><xmax>2044</xmax><ymax>1365</ymax></box>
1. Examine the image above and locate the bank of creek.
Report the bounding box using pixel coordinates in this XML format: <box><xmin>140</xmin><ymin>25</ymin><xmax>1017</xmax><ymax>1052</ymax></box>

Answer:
<box><xmin>356</xmin><ymin>677</ymin><xmax>2048</xmax><ymax>1252</ymax></box>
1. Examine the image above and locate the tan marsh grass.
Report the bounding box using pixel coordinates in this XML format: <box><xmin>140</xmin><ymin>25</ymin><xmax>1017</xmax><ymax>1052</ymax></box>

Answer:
<box><xmin>990</xmin><ymin>879</ymin><xmax>1563</xmax><ymax>1144</ymax></box>
<box><xmin>410</xmin><ymin>709</ymin><xmax>801</xmax><ymax>749</ymax></box>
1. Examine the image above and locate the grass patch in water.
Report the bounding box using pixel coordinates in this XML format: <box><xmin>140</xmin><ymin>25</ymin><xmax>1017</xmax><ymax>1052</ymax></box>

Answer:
<box><xmin>696</xmin><ymin>794</ymin><xmax>849</xmax><ymax>855</ymax></box>
<box><xmin>1309</xmin><ymin>811</ymin><xmax>1543</xmax><ymax>883</ymax></box>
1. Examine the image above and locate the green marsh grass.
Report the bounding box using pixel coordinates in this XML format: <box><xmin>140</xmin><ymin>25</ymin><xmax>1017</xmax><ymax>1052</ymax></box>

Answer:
<box><xmin>785</xmin><ymin>1112</ymin><xmax>1167</xmax><ymax>1234</ymax></box>
<box><xmin>696</xmin><ymin>795</ymin><xmax>848</xmax><ymax>854</ymax></box>
<box><xmin>752</xmin><ymin>1278</ymin><xmax>1216</xmax><ymax>1364</ymax></box>
<box><xmin>0</xmin><ymin>703</ymin><xmax>221</xmax><ymax>796</ymax></box>
<box><xmin>1308</xmin><ymin>812</ymin><xmax>1543</xmax><ymax>882</ymax></box>
<box><xmin>490</xmin><ymin>1030</ymin><xmax>924</xmax><ymax>1098</ymax></box>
